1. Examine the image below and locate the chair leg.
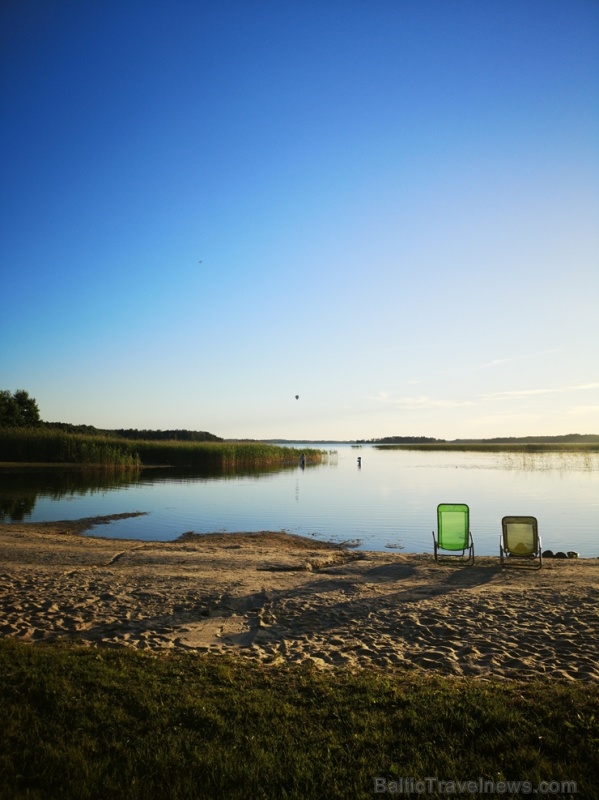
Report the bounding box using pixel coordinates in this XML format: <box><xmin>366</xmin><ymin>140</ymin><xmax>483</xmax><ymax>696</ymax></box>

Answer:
<box><xmin>466</xmin><ymin>533</ymin><xmax>474</xmax><ymax>565</ymax></box>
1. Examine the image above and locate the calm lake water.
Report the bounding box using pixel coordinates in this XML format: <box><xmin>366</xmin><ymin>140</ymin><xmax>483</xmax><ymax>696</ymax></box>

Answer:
<box><xmin>1</xmin><ymin>445</ymin><xmax>598</xmax><ymax>557</ymax></box>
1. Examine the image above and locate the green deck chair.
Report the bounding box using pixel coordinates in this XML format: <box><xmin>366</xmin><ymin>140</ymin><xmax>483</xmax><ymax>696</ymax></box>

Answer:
<box><xmin>500</xmin><ymin>516</ymin><xmax>542</xmax><ymax>569</ymax></box>
<box><xmin>432</xmin><ymin>503</ymin><xmax>474</xmax><ymax>564</ymax></box>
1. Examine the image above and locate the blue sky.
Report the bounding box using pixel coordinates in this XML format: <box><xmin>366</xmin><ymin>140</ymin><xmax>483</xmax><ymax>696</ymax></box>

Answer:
<box><xmin>1</xmin><ymin>0</ymin><xmax>598</xmax><ymax>440</ymax></box>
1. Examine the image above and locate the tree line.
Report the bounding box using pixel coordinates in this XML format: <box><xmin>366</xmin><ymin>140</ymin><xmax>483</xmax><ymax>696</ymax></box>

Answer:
<box><xmin>0</xmin><ymin>390</ymin><xmax>222</xmax><ymax>442</ymax></box>
<box><xmin>361</xmin><ymin>436</ymin><xmax>445</xmax><ymax>444</ymax></box>
<box><xmin>0</xmin><ymin>390</ymin><xmax>40</xmax><ymax>428</ymax></box>
<box><xmin>361</xmin><ymin>434</ymin><xmax>599</xmax><ymax>444</ymax></box>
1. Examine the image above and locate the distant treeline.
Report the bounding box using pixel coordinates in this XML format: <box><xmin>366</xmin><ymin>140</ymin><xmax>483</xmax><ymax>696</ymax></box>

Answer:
<box><xmin>366</xmin><ymin>433</ymin><xmax>599</xmax><ymax>445</ymax></box>
<box><xmin>453</xmin><ymin>434</ymin><xmax>599</xmax><ymax>444</ymax></box>
<box><xmin>43</xmin><ymin>422</ymin><xmax>223</xmax><ymax>442</ymax></box>
<box><xmin>115</xmin><ymin>428</ymin><xmax>222</xmax><ymax>442</ymax></box>
<box><xmin>363</xmin><ymin>436</ymin><xmax>445</xmax><ymax>444</ymax></box>
<box><xmin>1</xmin><ymin>390</ymin><xmax>225</xmax><ymax>443</ymax></box>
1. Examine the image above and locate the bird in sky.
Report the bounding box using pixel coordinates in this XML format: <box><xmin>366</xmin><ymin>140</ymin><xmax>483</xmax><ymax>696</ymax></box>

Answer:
<box><xmin>295</xmin><ymin>395</ymin><xmax>299</xmax><ymax>400</ymax></box>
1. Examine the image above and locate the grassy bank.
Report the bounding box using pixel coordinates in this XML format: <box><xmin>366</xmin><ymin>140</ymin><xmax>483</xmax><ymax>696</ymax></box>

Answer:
<box><xmin>0</xmin><ymin>429</ymin><xmax>324</xmax><ymax>468</ymax></box>
<box><xmin>0</xmin><ymin>640</ymin><xmax>597</xmax><ymax>799</ymax></box>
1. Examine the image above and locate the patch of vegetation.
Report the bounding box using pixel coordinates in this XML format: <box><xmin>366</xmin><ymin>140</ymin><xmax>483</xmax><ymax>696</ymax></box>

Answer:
<box><xmin>0</xmin><ymin>640</ymin><xmax>597</xmax><ymax>799</ymax></box>
<box><xmin>44</xmin><ymin>422</ymin><xmax>223</xmax><ymax>442</ymax></box>
<box><xmin>369</xmin><ymin>434</ymin><xmax>599</xmax><ymax>450</ymax></box>
<box><xmin>0</xmin><ymin>428</ymin><xmax>324</xmax><ymax>468</ymax></box>
<box><xmin>0</xmin><ymin>390</ymin><xmax>40</xmax><ymax>429</ymax></box>
<box><xmin>373</xmin><ymin>441</ymin><xmax>599</xmax><ymax>452</ymax></box>
<box><xmin>368</xmin><ymin>436</ymin><xmax>445</xmax><ymax>444</ymax></box>
<box><xmin>131</xmin><ymin>439</ymin><xmax>324</xmax><ymax>468</ymax></box>
<box><xmin>0</xmin><ymin>390</ymin><xmax>326</xmax><ymax>468</ymax></box>
<box><xmin>0</xmin><ymin>428</ymin><xmax>141</xmax><ymax>467</ymax></box>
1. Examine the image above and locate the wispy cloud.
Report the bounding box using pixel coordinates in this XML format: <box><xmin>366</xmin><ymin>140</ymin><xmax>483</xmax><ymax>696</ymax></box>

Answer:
<box><xmin>481</xmin><ymin>382</ymin><xmax>599</xmax><ymax>401</ymax></box>
<box><xmin>370</xmin><ymin>381</ymin><xmax>599</xmax><ymax>411</ymax></box>
<box><xmin>440</xmin><ymin>348</ymin><xmax>564</xmax><ymax>375</ymax></box>
<box><xmin>370</xmin><ymin>392</ymin><xmax>474</xmax><ymax>409</ymax></box>
<box><xmin>480</xmin><ymin>348</ymin><xmax>564</xmax><ymax>369</ymax></box>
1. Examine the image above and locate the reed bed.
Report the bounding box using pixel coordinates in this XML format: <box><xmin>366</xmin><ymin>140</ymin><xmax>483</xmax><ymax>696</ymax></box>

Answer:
<box><xmin>0</xmin><ymin>429</ymin><xmax>324</xmax><ymax>469</ymax></box>
<box><xmin>0</xmin><ymin>429</ymin><xmax>140</xmax><ymax>467</ymax></box>
<box><xmin>132</xmin><ymin>439</ymin><xmax>324</xmax><ymax>468</ymax></box>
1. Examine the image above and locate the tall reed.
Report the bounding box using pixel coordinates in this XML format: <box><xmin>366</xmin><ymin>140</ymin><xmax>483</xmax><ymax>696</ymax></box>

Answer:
<box><xmin>0</xmin><ymin>429</ymin><xmax>325</xmax><ymax>469</ymax></box>
<box><xmin>0</xmin><ymin>428</ymin><xmax>140</xmax><ymax>467</ymax></box>
<box><xmin>132</xmin><ymin>439</ymin><xmax>324</xmax><ymax>468</ymax></box>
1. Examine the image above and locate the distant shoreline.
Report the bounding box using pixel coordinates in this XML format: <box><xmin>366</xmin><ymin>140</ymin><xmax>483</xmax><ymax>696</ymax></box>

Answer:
<box><xmin>259</xmin><ymin>439</ymin><xmax>599</xmax><ymax>451</ymax></box>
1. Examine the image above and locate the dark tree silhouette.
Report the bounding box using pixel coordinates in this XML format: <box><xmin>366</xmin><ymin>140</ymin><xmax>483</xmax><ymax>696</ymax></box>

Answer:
<box><xmin>0</xmin><ymin>389</ymin><xmax>41</xmax><ymax>428</ymax></box>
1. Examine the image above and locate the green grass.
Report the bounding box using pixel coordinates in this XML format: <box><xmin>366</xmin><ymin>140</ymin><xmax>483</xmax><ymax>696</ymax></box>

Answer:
<box><xmin>0</xmin><ymin>429</ymin><xmax>325</xmax><ymax>469</ymax></box>
<box><xmin>0</xmin><ymin>639</ymin><xmax>597</xmax><ymax>799</ymax></box>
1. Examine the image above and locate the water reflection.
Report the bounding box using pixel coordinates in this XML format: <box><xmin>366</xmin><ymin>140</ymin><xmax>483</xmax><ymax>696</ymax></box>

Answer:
<box><xmin>0</xmin><ymin>462</ymin><xmax>304</xmax><ymax>522</ymax></box>
<box><xmin>1</xmin><ymin>447</ymin><xmax>597</xmax><ymax>556</ymax></box>
<box><xmin>374</xmin><ymin>445</ymin><xmax>599</xmax><ymax>472</ymax></box>
<box><xmin>0</xmin><ymin>467</ymin><xmax>141</xmax><ymax>522</ymax></box>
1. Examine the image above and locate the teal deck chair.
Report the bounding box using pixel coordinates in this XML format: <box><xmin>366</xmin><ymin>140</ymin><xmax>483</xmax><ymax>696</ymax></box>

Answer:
<box><xmin>500</xmin><ymin>516</ymin><xmax>542</xmax><ymax>569</ymax></box>
<box><xmin>432</xmin><ymin>503</ymin><xmax>474</xmax><ymax>564</ymax></box>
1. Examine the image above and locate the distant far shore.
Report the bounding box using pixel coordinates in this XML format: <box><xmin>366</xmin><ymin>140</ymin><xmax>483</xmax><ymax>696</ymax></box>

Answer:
<box><xmin>259</xmin><ymin>436</ymin><xmax>599</xmax><ymax>450</ymax></box>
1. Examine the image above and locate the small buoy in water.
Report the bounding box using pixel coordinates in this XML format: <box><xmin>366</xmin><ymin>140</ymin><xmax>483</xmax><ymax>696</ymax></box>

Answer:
<box><xmin>357</xmin><ymin>457</ymin><xmax>362</xmax><ymax>467</ymax></box>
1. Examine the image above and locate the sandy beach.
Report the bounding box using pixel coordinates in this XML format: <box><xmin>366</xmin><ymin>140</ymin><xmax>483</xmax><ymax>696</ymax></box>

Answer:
<box><xmin>1</xmin><ymin>513</ymin><xmax>598</xmax><ymax>681</ymax></box>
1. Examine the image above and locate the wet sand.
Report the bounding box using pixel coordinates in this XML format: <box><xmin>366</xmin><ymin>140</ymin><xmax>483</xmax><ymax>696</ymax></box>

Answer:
<box><xmin>1</xmin><ymin>514</ymin><xmax>598</xmax><ymax>680</ymax></box>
